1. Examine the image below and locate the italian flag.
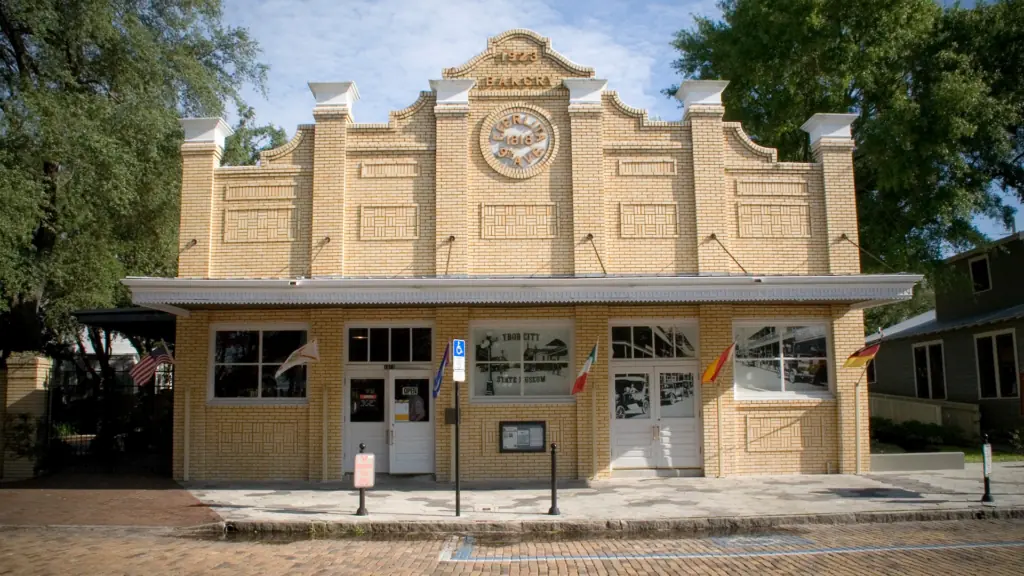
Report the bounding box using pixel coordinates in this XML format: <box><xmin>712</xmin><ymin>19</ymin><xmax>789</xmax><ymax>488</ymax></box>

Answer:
<box><xmin>572</xmin><ymin>344</ymin><xmax>598</xmax><ymax>395</ymax></box>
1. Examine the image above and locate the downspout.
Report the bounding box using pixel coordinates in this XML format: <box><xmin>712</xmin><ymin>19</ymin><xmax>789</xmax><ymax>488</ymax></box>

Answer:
<box><xmin>184</xmin><ymin>387</ymin><xmax>191</xmax><ymax>481</ymax></box>
<box><xmin>322</xmin><ymin>383</ymin><xmax>328</xmax><ymax>481</ymax></box>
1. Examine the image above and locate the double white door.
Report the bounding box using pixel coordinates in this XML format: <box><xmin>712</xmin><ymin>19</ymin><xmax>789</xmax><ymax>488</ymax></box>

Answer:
<box><xmin>344</xmin><ymin>369</ymin><xmax>434</xmax><ymax>475</ymax></box>
<box><xmin>610</xmin><ymin>365</ymin><xmax>702</xmax><ymax>469</ymax></box>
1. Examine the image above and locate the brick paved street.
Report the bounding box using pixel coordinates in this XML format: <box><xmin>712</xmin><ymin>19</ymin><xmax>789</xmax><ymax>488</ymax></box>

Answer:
<box><xmin>2</xmin><ymin>519</ymin><xmax>1023</xmax><ymax>575</ymax></box>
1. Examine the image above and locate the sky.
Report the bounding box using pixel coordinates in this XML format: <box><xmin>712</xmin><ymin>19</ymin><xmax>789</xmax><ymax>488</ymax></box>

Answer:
<box><xmin>222</xmin><ymin>0</ymin><xmax>1021</xmax><ymax>239</ymax></box>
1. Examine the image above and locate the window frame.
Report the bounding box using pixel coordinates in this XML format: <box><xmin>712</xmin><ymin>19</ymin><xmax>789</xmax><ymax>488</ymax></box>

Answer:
<box><xmin>469</xmin><ymin>319</ymin><xmax>575</xmax><ymax>404</ymax></box>
<box><xmin>911</xmin><ymin>339</ymin><xmax>947</xmax><ymax>400</ymax></box>
<box><xmin>732</xmin><ymin>319</ymin><xmax>834</xmax><ymax>401</ymax></box>
<box><xmin>968</xmin><ymin>254</ymin><xmax>993</xmax><ymax>294</ymax></box>
<box><xmin>974</xmin><ymin>328</ymin><xmax>1020</xmax><ymax>400</ymax></box>
<box><xmin>608</xmin><ymin>318</ymin><xmax>700</xmax><ymax>366</ymax></box>
<box><xmin>343</xmin><ymin>321</ymin><xmax>435</xmax><ymax>366</ymax></box>
<box><xmin>207</xmin><ymin>322</ymin><xmax>311</xmax><ymax>406</ymax></box>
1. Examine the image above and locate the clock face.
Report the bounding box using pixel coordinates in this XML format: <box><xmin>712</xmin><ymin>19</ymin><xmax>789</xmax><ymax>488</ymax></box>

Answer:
<box><xmin>480</xmin><ymin>105</ymin><xmax>558</xmax><ymax>179</ymax></box>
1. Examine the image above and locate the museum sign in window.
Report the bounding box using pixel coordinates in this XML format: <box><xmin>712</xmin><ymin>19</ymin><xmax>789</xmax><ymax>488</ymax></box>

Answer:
<box><xmin>212</xmin><ymin>328</ymin><xmax>308</xmax><ymax>401</ymax></box>
<box><xmin>734</xmin><ymin>322</ymin><xmax>831</xmax><ymax>398</ymax></box>
<box><xmin>472</xmin><ymin>324</ymin><xmax>572</xmax><ymax>399</ymax></box>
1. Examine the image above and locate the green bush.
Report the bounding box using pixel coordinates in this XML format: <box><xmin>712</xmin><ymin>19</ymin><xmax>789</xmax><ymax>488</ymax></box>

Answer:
<box><xmin>870</xmin><ymin>417</ymin><xmax>968</xmax><ymax>452</ymax></box>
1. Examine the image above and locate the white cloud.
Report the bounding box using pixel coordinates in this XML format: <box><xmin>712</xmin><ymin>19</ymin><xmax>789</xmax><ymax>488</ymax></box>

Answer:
<box><xmin>223</xmin><ymin>0</ymin><xmax>719</xmax><ymax>133</ymax></box>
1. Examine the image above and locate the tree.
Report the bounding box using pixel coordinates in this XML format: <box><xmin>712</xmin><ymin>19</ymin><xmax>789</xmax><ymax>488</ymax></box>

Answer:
<box><xmin>669</xmin><ymin>0</ymin><xmax>1024</xmax><ymax>332</ymax></box>
<box><xmin>0</xmin><ymin>1</ymin><xmax>268</xmax><ymax>367</ymax></box>
<box><xmin>222</xmin><ymin>105</ymin><xmax>287</xmax><ymax>167</ymax></box>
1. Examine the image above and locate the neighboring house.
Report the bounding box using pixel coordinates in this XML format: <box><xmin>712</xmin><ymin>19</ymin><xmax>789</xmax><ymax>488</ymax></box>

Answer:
<box><xmin>871</xmin><ymin>232</ymin><xmax>1024</xmax><ymax>431</ymax></box>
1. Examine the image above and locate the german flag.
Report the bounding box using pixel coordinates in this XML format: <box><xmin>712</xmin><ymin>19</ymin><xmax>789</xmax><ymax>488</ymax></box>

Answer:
<box><xmin>843</xmin><ymin>343</ymin><xmax>880</xmax><ymax>368</ymax></box>
<box><xmin>702</xmin><ymin>342</ymin><xmax>736</xmax><ymax>384</ymax></box>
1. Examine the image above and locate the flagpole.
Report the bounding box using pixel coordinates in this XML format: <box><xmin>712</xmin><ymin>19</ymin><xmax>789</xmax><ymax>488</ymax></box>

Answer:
<box><xmin>716</xmin><ymin>378</ymin><xmax>723</xmax><ymax>478</ymax></box>
<box><xmin>854</xmin><ymin>363</ymin><xmax>869</xmax><ymax>474</ymax></box>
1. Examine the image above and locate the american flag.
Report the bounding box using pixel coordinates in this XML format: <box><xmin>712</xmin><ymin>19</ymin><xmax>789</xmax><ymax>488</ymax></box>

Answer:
<box><xmin>130</xmin><ymin>343</ymin><xmax>174</xmax><ymax>387</ymax></box>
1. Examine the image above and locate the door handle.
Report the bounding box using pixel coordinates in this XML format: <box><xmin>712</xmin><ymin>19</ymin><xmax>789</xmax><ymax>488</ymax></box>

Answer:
<box><xmin>652</xmin><ymin>425</ymin><xmax>659</xmax><ymax>440</ymax></box>
<box><xmin>386</xmin><ymin>428</ymin><xmax>392</xmax><ymax>446</ymax></box>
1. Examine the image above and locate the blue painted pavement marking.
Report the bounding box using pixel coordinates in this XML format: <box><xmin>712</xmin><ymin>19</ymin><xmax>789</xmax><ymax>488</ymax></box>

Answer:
<box><xmin>443</xmin><ymin>536</ymin><xmax>1024</xmax><ymax>563</ymax></box>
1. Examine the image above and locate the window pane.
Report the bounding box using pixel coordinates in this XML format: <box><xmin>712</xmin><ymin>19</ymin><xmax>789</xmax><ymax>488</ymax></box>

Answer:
<box><xmin>349</xmin><ymin>328</ymin><xmax>369</xmax><ymax>362</ymax></box>
<box><xmin>784</xmin><ymin>359</ymin><xmax>828</xmax><ymax>393</ymax></box>
<box><xmin>215</xmin><ymin>331</ymin><xmax>258</xmax><ymax>364</ymax></box>
<box><xmin>474</xmin><ymin>329</ymin><xmax>519</xmax><ymax>362</ymax></box>
<box><xmin>996</xmin><ymin>333</ymin><xmax>1018</xmax><ymax>397</ymax></box>
<box><xmin>784</xmin><ymin>326</ymin><xmax>827</xmax><ymax>358</ymax></box>
<box><xmin>214</xmin><ymin>365</ymin><xmax>259</xmax><ymax>398</ymax></box>
<box><xmin>659</xmin><ymin>372</ymin><xmax>695</xmax><ymax>418</ymax></box>
<box><xmin>735</xmin><ymin>358</ymin><xmax>782</xmax><ymax>393</ymax></box>
<box><xmin>262</xmin><ymin>365</ymin><xmax>306</xmax><ymax>398</ymax></box>
<box><xmin>633</xmin><ymin>326</ymin><xmax>653</xmax><ymax>359</ymax></box>
<box><xmin>928</xmin><ymin>344</ymin><xmax>945</xmax><ymax>400</ymax></box>
<box><xmin>611</xmin><ymin>327</ymin><xmax>632</xmax><ymax>359</ymax></box>
<box><xmin>613</xmin><ymin>373</ymin><xmax>650</xmax><ymax>419</ymax></box>
<box><xmin>391</xmin><ymin>328</ymin><xmax>411</xmax><ymax>362</ymax></box>
<box><xmin>395</xmin><ymin>378</ymin><xmax>430</xmax><ymax>422</ymax></box>
<box><xmin>369</xmin><ymin>328</ymin><xmax>389</xmax><ymax>362</ymax></box>
<box><xmin>674</xmin><ymin>326</ymin><xmax>698</xmax><ymax>358</ymax></box>
<box><xmin>412</xmin><ymin>328</ymin><xmax>432</xmax><ymax>362</ymax></box>
<box><xmin>524</xmin><ymin>327</ymin><xmax>570</xmax><ymax>363</ymax></box>
<box><xmin>474</xmin><ymin>362</ymin><xmax>521</xmax><ymax>396</ymax></box>
<box><xmin>976</xmin><ymin>337</ymin><xmax>998</xmax><ymax>398</ymax></box>
<box><xmin>262</xmin><ymin>330</ymin><xmax>306</xmax><ymax>363</ymax></box>
<box><xmin>914</xmin><ymin>346</ymin><xmax>930</xmax><ymax>399</ymax></box>
<box><xmin>523</xmin><ymin>362</ymin><xmax>570</xmax><ymax>396</ymax></box>
<box><xmin>654</xmin><ymin>326</ymin><xmax>674</xmax><ymax>358</ymax></box>
<box><xmin>350</xmin><ymin>378</ymin><xmax>384</xmax><ymax>422</ymax></box>
<box><xmin>971</xmin><ymin>258</ymin><xmax>991</xmax><ymax>292</ymax></box>
<box><xmin>735</xmin><ymin>326</ymin><xmax>779</xmax><ymax>359</ymax></box>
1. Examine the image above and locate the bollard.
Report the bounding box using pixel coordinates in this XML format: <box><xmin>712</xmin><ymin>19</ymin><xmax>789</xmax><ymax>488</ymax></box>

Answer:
<box><xmin>548</xmin><ymin>442</ymin><xmax>560</xmax><ymax>515</ymax></box>
<box><xmin>356</xmin><ymin>443</ymin><xmax>369</xmax><ymax>516</ymax></box>
<box><xmin>981</xmin><ymin>434</ymin><xmax>994</xmax><ymax>504</ymax></box>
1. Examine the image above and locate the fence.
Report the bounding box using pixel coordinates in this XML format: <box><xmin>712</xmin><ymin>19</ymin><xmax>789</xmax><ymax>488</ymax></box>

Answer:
<box><xmin>870</xmin><ymin>392</ymin><xmax>981</xmax><ymax>439</ymax></box>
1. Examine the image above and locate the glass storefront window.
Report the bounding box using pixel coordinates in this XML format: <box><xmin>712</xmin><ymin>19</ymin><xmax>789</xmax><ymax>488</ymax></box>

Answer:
<box><xmin>213</xmin><ymin>328</ymin><xmax>308</xmax><ymax>400</ymax></box>
<box><xmin>734</xmin><ymin>322</ymin><xmax>830</xmax><ymax>397</ymax></box>
<box><xmin>472</xmin><ymin>325</ymin><xmax>572</xmax><ymax>398</ymax></box>
<box><xmin>611</xmin><ymin>324</ymin><xmax>698</xmax><ymax>360</ymax></box>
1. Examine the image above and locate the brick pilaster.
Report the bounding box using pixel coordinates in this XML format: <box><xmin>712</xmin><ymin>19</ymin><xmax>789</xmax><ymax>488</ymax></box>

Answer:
<box><xmin>688</xmin><ymin>106</ymin><xmax>733</xmax><ymax>274</ymax></box>
<box><xmin>574</xmin><ymin>305</ymin><xmax>609</xmax><ymax>479</ymax></box>
<box><xmin>177</xmin><ymin>144</ymin><xmax>220</xmax><ymax>278</ymax></box>
<box><xmin>699</xmin><ymin>304</ymin><xmax>734</xmax><ymax>477</ymax></box>
<box><xmin>434</xmin><ymin>106</ymin><xmax>471</xmax><ymax>276</ymax></box>
<box><xmin>434</xmin><ymin>306</ymin><xmax>469</xmax><ymax>482</ymax></box>
<box><xmin>814</xmin><ymin>140</ymin><xmax>861</xmax><ymax>274</ymax></box>
<box><xmin>832</xmin><ymin>305</ymin><xmax>869</xmax><ymax>473</ymax></box>
<box><xmin>569</xmin><ymin>105</ymin><xmax>606</xmax><ymax>275</ymax></box>
<box><xmin>310</xmin><ymin>108</ymin><xmax>349</xmax><ymax>276</ymax></box>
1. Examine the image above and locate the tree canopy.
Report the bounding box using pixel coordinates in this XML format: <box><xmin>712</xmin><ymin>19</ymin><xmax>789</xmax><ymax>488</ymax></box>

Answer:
<box><xmin>670</xmin><ymin>0</ymin><xmax>1024</xmax><ymax>331</ymax></box>
<box><xmin>0</xmin><ymin>1</ymin><xmax>276</xmax><ymax>365</ymax></box>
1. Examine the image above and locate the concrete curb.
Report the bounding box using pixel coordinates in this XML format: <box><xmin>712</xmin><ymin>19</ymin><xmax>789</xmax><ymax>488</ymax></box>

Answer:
<box><xmin>204</xmin><ymin>507</ymin><xmax>1024</xmax><ymax>537</ymax></box>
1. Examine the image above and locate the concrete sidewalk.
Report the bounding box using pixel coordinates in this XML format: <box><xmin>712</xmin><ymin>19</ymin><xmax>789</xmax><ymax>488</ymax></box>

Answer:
<box><xmin>187</xmin><ymin>463</ymin><xmax>1024</xmax><ymax>534</ymax></box>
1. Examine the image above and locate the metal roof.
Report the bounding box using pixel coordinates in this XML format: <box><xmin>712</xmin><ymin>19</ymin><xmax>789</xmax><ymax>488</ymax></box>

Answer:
<box><xmin>876</xmin><ymin>303</ymin><xmax>1024</xmax><ymax>342</ymax></box>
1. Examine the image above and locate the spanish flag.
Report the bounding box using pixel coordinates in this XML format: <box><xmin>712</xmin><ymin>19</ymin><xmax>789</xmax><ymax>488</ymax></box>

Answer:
<box><xmin>843</xmin><ymin>343</ymin><xmax>880</xmax><ymax>368</ymax></box>
<box><xmin>702</xmin><ymin>342</ymin><xmax>736</xmax><ymax>384</ymax></box>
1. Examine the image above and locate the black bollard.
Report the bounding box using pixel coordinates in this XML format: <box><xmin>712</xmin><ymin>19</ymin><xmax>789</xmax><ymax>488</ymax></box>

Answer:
<box><xmin>356</xmin><ymin>443</ymin><xmax>369</xmax><ymax>516</ymax></box>
<box><xmin>548</xmin><ymin>442</ymin><xmax>560</xmax><ymax>515</ymax></box>
<box><xmin>981</xmin><ymin>434</ymin><xmax>994</xmax><ymax>504</ymax></box>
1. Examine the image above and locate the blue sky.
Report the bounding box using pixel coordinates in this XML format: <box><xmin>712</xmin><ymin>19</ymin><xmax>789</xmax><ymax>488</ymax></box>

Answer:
<box><xmin>222</xmin><ymin>0</ymin><xmax>1021</xmax><ymax>239</ymax></box>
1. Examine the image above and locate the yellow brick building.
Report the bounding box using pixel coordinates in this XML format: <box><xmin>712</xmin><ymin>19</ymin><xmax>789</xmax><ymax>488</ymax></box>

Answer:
<box><xmin>124</xmin><ymin>30</ymin><xmax>920</xmax><ymax>482</ymax></box>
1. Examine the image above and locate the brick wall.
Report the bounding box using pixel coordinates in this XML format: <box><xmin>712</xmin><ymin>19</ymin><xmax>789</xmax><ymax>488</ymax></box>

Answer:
<box><xmin>1</xmin><ymin>355</ymin><xmax>51</xmax><ymax>481</ymax></box>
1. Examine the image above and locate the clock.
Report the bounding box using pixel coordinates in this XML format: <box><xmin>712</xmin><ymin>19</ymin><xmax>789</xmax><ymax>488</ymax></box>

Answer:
<box><xmin>480</xmin><ymin>104</ymin><xmax>559</xmax><ymax>179</ymax></box>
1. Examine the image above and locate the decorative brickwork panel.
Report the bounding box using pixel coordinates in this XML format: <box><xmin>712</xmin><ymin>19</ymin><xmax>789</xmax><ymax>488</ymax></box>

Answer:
<box><xmin>224</xmin><ymin>208</ymin><xmax>296</xmax><ymax>243</ymax></box>
<box><xmin>737</xmin><ymin>204</ymin><xmax>810</xmax><ymax>238</ymax></box>
<box><xmin>224</xmin><ymin>184</ymin><xmax>297</xmax><ymax>201</ymax></box>
<box><xmin>619</xmin><ymin>203</ymin><xmax>679</xmax><ymax>238</ymax></box>
<box><xmin>481</xmin><ymin>203</ymin><xmax>558</xmax><ymax>239</ymax></box>
<box><xmin>617</xmin><ymin>158</ymin><xmax>677</xmax><ymax>176</ymax></box>
<box><xmin>360</xmin><ymin>160</ymin><xmax>418</xmax><ymax>178</ymax></box>
<box><xmin>745</xmin><ymin>415</ymin><xmax>824</xmax><ymax>452</ymax></box>
<box><xmin>216</xmin><ymin>422</ymin><xmax>299</xmax><ymax>455</ymax></box>
<box><xmin>359</xmin><ymin>205</ymin><xmax>419</xmax><ymax>240</ymax></box>
<box><xmin>735</xmin><ymin>179</ymin><xmax>808</xmax><ymax>196</ymax></box>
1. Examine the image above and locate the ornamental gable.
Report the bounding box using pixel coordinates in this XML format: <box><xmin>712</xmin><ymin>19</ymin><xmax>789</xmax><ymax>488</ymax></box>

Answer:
<box><xmin>443</xmin><ymin>29</ymin><xmax>594</xmax><ymax>91</ymax></box>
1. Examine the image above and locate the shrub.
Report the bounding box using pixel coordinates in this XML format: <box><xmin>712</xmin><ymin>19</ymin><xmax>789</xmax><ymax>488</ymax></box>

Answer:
<box><xmin>870</xmin><ymin>417</ymin><xmax>968</xmax><ymax>452</ymax></box>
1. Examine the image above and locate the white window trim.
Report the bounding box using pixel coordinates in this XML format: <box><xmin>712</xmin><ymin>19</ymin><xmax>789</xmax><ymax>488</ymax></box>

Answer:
<box><xmin>608</xmin><ymin>318</ymin><xmax>700</xmax><ymax>367</ymax></box>
<box><xmin>343</xmin><ymin>321</ymin><xmax>435</xmax><ymax>367</ymax></box>
<box><xmin>974</xmin><ymin>328</ymin><xmax>1020</xmax><ymax>400</ymax></box>
<box><xmin>732</xmin><ymin>319</ymin><xmax>835</xmax><ymax>401</ymax></box>
<box><xmin>207</xmin><ymin>322</ymin><xmax>311</xmax><ymax>406</ymax></box>
<box><xmin>469</xmin><ymin>319</ymin><xmax>575</xmax><ymax>404</ymax></box>
<box><xmin>911</xmin><ymin>340</ymin><xmax>947</xmax><ymax>400</ymax></box>
<box><xmin>968</xmin><ymin>254</ymin><xmax>993</xmax><ymax>294</ymax></box>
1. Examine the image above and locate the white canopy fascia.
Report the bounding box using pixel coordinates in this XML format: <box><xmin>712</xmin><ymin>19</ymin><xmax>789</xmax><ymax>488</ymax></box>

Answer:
<box><xmin>122</xmin><ymin>274</ymin><xmax>921</xmax><ymax>315</ymax></box>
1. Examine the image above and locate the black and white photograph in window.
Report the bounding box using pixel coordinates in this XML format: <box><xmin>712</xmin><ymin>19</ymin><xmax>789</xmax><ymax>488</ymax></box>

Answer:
<box><xmin>213</xmin><ymin>328</ymin><xmax>308</xmax><ymax>399</ymax></box>
<box><xmin>614</xmin><ymin>373</ymin><xmax>650</xmax><ymax>419</ymax></box>
<box><xmin>473</xmin><ymin>326</ymin><xmax>571</xmax><ymax>397</ymax></box>
<box><xmin>659</xmin><ymin>372</ymin><xmax>695</xmax><ymax>418</ymax></box>
<box><xmin>734</xmin><ymin>323</ymin><xmax>830</xmax><ymax>396</ymax></box>
<box><xmin>611</xmin><ymin>325</ymin><xmax>697</xmax><ymax>359</ymax></box>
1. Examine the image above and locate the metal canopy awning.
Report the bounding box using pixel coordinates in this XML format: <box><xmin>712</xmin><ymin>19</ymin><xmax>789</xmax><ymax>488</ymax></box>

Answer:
<box><xmin>73</xmin><ymin>307</ymin><xmax>177</xmax><ymax>342</ymax></box>
<box><xmin>122</xmin><ymin>274</ymin><xmax>923</xmax><ymax>317</ymax></box>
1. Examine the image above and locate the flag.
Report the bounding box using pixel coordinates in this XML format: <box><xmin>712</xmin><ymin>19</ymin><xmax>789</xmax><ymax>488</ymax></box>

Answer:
<box><xmin>274</xmin><ymin>340</ymin><xmax>320</xmax><ymax>378</ymax></box>
<box><xmin>432</xmin><ymin>342</ymin><xmax>450</xmax><ymax>399</ymax></box>
<box><xmin>572</xmin><ymin>343</ymin><xmax>598</xmax><ymax>395</ymax></box>
<box><xmin>843</xmin><ymin>343</ymin><xmax>880</xmax><ymax>368</ymax></box>
<box><xmin>701</xmin><ymin>342</ymin><xmax>736</xmax><ymax>384</ymax></box>
<box><xmin>130</xmin><ymin>343</ymin><xmax>174</xmax><ymax>387</ymax></box>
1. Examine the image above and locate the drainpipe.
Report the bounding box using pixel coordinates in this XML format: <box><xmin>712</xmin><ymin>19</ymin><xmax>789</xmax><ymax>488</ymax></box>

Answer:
<box><xmin>184</xmin><ymin>387</ymin><xmax>191</xmax><ymax>481</ymax></box>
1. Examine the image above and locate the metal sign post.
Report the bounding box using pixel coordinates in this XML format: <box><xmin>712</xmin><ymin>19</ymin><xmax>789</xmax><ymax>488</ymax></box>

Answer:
<box><xmin>453</xmin><ymin>339</ymin><xmax>466</xmax><ymax>517</ymax></box>
<box><xmin>981</xmin><ymin>434</ymin><xmax>994</xmax><ymax>504</ymax></box>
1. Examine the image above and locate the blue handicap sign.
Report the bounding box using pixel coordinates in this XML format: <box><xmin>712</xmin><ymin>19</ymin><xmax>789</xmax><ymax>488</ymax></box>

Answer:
<box><xmin>453</xmin><ymin>339</ymin><xmax>466</xmax><ymax>358</ymax></box>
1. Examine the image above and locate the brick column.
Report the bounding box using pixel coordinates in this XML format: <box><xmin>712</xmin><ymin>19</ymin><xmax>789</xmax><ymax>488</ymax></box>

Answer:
<box><xmin>309</xmin><ymin>82</ymin><xmax>359</xmax><ymax>277</ymax></box>
<box><xmin>677</xmin><ymin>81</ymin><xmax>733</xmax><ymax>274</ymax></box>
<box><xmin>802</xmin><ymin>113</ymin><xmax>861</xmax><ymax>275</ymax></box>
<box><xmin>699</xmin><ymin>304</ymin><xmax>734</xmax><ymax>477</ymax></box>
<box><xmin>574</xmin><ymin>305</ymin><xmax>609</xmax><ymax>479</ymax></box>
<box><xmin>434</xmin><ymin>306</ymin><xmax>469</xmax><ymax>482</ymax></box>
<box><xmin>177</xmin><ymin>119</ymin><xmax>232</xmax><ymax>278</ymax></box>
<box><xmin>431</xmin><ymin>79</ymin><xmax>475</xmax><ymax>277</ymax></box>
<box><xmin>2</xmin><ymin>355</ymin><xmax>52</xmax><ymax>481</ymax></box>
<box><xmin>832</xmin><ymin>306</ymin><xmax>869</xmax><ymax>473</ymax></box>
<box><xmin>565</xmin><ymin>79</ymin><xmax>608</xmax><ymax>276</ymax></box>
<box><xmin>310</xmin><ymin>309</ymin><xmax>345</xmax><ymax>481</ymax></box>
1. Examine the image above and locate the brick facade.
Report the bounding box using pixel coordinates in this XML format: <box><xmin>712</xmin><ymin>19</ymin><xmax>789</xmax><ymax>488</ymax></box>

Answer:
<box><xmin>154</xmin><ymin>30</ymin><xmax>900</xmax><ymax>482</ymax></box>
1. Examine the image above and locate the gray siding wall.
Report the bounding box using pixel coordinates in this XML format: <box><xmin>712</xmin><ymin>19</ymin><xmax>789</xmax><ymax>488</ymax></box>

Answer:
<box><xmin>936</xmin><ymin>239</ymin><xmax>1024</xmax><ymax>322</ymax></box>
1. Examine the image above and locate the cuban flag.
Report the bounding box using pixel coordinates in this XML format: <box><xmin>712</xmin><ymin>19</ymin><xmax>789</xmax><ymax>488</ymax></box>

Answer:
<box><xmin>432</xmin><ymin>342</ymin><xmax>450</xmax><ymax>398</ymax></box>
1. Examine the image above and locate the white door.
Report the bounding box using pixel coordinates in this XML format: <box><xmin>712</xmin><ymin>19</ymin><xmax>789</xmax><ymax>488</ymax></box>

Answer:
<box><xmin>610</xmin><ymin>370</ymin><xmax>656</xmax><ymax>468</ymax></box>
<box><xmin>610</xmin><ymin>366</ymin><xmax>702</xmax><ymax>470</ymax></box>
<box><xmin>654</xmin><ymin>367</ymin><xmax>701</xmax><ymax>468</ymax></box>
<box><xmin>345</xmin><ymin>374</ymin><xmax>389</xmax><ymax>473</ymax></box>
<box><xmin>388</xmin><ymin>370</ymin><xmax>434</xmax><ymax>474</ymax></box>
